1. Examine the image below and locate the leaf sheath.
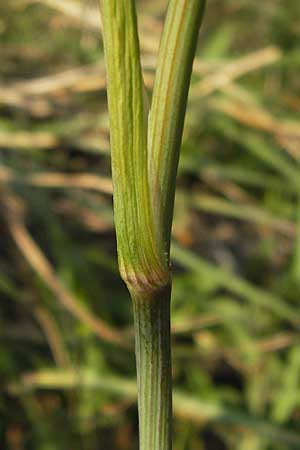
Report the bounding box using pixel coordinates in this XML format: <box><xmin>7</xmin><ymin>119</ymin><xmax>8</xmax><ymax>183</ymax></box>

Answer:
<box><xmin>100</xmin><ymin>0</ymin><xmax>169</xmax><ymax>290</ymax></box>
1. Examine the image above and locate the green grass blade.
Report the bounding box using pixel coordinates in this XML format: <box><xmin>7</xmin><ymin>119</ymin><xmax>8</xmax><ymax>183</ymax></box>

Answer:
<box><xmin>171</xmin><ymin>244</ymin><xmax>298</xmax><ymax>323</ymax></box>
<box><xmin>15</xmin><ymin>369</ymin><xmax>300</xmax><ymax>447</ymax></box>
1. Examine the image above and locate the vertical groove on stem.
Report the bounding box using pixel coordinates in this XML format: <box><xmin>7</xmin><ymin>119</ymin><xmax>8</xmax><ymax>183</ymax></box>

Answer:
<box><xmin>132</xmin><ymin>285</ymin><xmax>172</xmax><ymax>450</ymax></box>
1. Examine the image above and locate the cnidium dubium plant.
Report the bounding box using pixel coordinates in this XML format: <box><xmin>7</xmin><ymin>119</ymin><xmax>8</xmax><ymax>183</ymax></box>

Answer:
<box><xmin>99</xmin><ymin>1</ymin><xmax>206</xmax><ymax>449</ymax></box>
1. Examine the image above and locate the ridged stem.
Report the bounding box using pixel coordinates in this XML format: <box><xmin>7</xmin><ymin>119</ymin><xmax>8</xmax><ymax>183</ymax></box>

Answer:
<box><xmin>131</xmin><ymin>284</ymin><xmax>172</xmax><ymax>450</ymax></box>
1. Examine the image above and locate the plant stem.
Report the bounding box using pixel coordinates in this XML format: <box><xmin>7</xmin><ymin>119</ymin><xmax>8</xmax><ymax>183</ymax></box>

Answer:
<box><xmin>131</xmin><ymin>284</ymin><xmax>172</xmax><ymax>450</ymax></box>
<box><xmin>100</xmin><ymin>2</ymin><xmax>206</xmax><ymax>449</ymax></box>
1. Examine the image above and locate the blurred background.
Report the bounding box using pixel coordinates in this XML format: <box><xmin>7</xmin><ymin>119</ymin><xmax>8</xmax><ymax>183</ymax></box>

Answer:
<box><xmin>1</xmin><ymin>0</ymin><xmax>300</xmax><ymax>449</ymax></box>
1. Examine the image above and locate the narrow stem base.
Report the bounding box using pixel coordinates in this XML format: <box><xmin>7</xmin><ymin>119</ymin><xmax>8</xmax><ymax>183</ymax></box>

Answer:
<box><xmin>132</xmin><ymin>286</ymin><xmax>172</xmax><ymax>450</ymax></box>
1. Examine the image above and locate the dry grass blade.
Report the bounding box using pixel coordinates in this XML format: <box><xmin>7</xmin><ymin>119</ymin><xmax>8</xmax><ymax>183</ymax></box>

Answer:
<box><xmin>0</xmin><ymin>131</ymin><xmax>59</xmax><ymax>149</ymax></box>
<box><xmin>0</xmin><ymin>165</ymin><xmax>112</xmax><ymax>196</ymax></box>
<box><xmin>192</xmin><ymin>46</ymin><xmax>281</xmax><ymax>97</ymax></box>
<box><xmin>33</xmin><ymin>306</ymin><xmax>70</xmax><ymax>368</ymax></box>
<box><xmin>26</xmin><ymin>172</ymin><xmax>112</xmax><ymax>193</ymax></box>
<box><xmin>36</xmin><ymin>0</ymin><xmax>102</xmax><ymax>30</ymax></box>
<box><xmin>36</xmin><ymin>0</ymin><xmax>160</xmax><ymax>54</ymax></box>
<box><xmin>1</xmin><ymin>190</ymin><xmax>126</xmax><ymax>347</ymax></box>
<box><xmin>210</xmin><ymin>95</ymin><xmax>300</xmax><ymax>145</ymax></box>
<box><xmin>5</xmin><ymin>63</ymin><xmax>106</xmax><ymax>96</ymax></box>
<box><xmin>0</xmin><ymin>130</ymin><xmax>109</xmax><ymax>152</ymax></box>
<box><xmin>193</xmin><ymin>193</ymin><xmax>296</xmax><ymax>237</ymax></box>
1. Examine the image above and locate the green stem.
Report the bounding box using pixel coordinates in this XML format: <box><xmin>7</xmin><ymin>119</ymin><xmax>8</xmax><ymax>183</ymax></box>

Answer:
<box><xmin>131</xmin><ymin>285</ymin><xmax>172</xmax><ymax>450</ymax></box>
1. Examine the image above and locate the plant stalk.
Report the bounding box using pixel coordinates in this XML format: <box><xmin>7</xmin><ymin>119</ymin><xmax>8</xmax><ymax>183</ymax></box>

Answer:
<box><xmin>131</xmin><ymin>284</ymin><xmax>172</xmax><ymax>450</ymax></box>
<box><xmin>99</xmin><ymin>1</ymin><xmax>206</xmax><ymax>449</ymax></box>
